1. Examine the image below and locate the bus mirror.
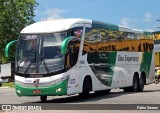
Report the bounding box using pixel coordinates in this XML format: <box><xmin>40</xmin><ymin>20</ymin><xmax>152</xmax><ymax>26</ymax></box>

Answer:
<box><xmin>5</xmin><ymin>40</ymin><xmax>17</xmax><ymax>58</ymax></box>
<box><xmin>61</xmin><ymin>36</ymin><xmax>75</xmax><ymax>55</ymax></box>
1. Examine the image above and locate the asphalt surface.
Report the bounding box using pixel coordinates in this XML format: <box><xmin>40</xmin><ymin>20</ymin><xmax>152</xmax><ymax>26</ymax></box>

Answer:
<box><xmin>0</xmin><ymin>83</ymin><xmax>160</xmax><ymax>113</ymax></box>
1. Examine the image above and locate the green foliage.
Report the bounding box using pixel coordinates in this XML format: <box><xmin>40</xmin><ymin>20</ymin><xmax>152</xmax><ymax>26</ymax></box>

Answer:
<box><xmin>2</xmin><ymin>82</ymin><xmax>15</xmax><ymax>88</ymax></box>
<box><xmin>0</xmin><ymin>0</ymin><xmax>38</xmax><ymax>63</ymax></box>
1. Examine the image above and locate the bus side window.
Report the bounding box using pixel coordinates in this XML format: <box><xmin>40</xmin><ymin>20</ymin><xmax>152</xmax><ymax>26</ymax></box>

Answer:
<box><xmin>83</xmin><ymin>28</ymin><xmax>98</xmax><ymax>54</ymax></box>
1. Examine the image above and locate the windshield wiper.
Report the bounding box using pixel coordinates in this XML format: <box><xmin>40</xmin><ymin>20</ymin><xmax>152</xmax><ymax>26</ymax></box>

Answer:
<box><xmin>43</xmin><ymin>59</ymin><xmax>49</xmax><ymax>73</ymax></box>
<box><xmin>24</xmin><ymin>58</ymin><xmax>36</xmax><ymax>74</ymax></box>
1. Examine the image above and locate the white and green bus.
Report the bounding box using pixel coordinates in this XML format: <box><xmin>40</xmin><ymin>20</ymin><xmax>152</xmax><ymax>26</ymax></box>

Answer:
<box><xmin>9</xmin><ymin>18</ymin><xmax>155</xmax><ymax>101</ymax></box>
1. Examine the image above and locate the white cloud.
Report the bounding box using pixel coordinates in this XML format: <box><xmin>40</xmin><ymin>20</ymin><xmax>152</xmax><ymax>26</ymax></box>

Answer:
<box><xmin>120</xmin><ymin>17</ymin><xmax>138</xmax><ymax>27</ymax></box>
<box><xmin>43</xmin><ymin>8</ymin><xmax>66</xmax><ymax>16</ymax></box>
<box><xmin>144</xmin><ymin>13</ymin><xmax>153</xmax><ymax>22</ymax></box>
<box><xmin>120</xmin><ymin>17</ymin><xmax>130</xmax><ymax>26</ymax></box>
<box><xmin>41</xmin><ymin>15</ymin><xmax>63</xmax><ymax>21</ymax></box>
<box><xmin>34</xmin><ymin>9</ymin><xmax>38</xmax><ymax>14</ymax></box>
<box><xmin>41</xmin><ymin>8</ymin><xmax>66</xmax><ymax>20</ymax></box>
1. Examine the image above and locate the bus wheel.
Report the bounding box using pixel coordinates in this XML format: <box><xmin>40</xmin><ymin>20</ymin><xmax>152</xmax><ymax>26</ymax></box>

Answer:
<box><xmin>40</xmin><ymin>96</ymin><xmax>47</xmax><ymax>102</ymax></box>
<box><xmin>79</xmin><ymin>77</ymin><xmax>92</xmax><ymax>99</ymax></box>
<box><xmin>139</xmin><ymin>75</ymin><xmax>145</xmax><ymax>92</ymax></box>
<box><xmin>132</xmin><ymin>74</ymin><xmax>139</xmax><ymax>92</ymax></box>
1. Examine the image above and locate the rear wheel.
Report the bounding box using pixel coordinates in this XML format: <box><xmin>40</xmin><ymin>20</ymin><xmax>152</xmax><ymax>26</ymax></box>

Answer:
<box><xmin>79</xmin><ymin>77</ymin><xmax>92</xmax><ymax>99</ymax></box>
<box><xmin>132</xmin><ymin>74</ymin><xmax>139</xmax><ymax>92</ymax></box>
<box><xmin>139</xmin><ymin>75</ymin><xmax>145</xmax><ymax>92</ymax></box>
<box><xmin>40</xmin><ymin>96</ymin><xmax>47</xmax><ymax>102</ymax></box>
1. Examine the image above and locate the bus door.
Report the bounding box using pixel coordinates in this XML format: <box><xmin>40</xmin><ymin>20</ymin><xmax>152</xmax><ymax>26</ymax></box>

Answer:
<box><xmin>65</xmin><ymin>38</ymin><xmax>81</xmax><ymax>94</ymax></box>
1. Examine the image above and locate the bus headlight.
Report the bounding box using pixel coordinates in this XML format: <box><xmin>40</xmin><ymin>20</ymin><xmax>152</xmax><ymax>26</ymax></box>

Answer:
<box><xmin>15</xmin><ymin>80</ymin><xmax>24</xmax><ymax>86</ymax></box>
<box><xmin>17</xmin><ymin>89</ymin><xmax>21</xmax><ymax>94</ymax></box>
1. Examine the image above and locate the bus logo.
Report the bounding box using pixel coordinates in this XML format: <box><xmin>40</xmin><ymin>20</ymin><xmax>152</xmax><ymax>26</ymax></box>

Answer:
<box><xmin>34</xmin><ymin>79</ymin><xmax>40</xmax><ymax>87</ymax></box>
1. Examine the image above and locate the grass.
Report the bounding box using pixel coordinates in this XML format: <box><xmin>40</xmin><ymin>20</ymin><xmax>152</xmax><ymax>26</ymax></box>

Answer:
<box><xmin>2</xmin><ymin>82</ymin><xmax>15</xmax><ymax>88</ymax></box>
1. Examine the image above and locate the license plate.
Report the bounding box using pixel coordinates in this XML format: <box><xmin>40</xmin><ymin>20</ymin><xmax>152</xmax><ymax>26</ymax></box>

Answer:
<box><xmin>33</xmin><ymin>90</ymin><xmax>42</xmax><ymax>94</ymax></box>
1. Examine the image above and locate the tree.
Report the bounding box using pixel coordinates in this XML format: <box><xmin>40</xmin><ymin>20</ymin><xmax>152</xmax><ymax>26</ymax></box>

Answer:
<box><xmin>0</xmin><ymin>0</ymin><xmax>38</xmax><ymax>63</ymax></box>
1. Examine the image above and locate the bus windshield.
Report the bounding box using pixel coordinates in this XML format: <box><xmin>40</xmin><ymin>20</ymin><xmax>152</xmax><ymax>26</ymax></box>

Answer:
<box><xmin>16</xmin><ymin>32</ymin><xmax>67</xmax><ymax>75</ymax></box>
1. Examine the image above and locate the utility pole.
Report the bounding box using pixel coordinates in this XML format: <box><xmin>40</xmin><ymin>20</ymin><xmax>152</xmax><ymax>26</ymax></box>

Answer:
<box><xmin>157</xmin><ymin>19</ymin><xmax>160</xmax><ymax>28</ymax></box>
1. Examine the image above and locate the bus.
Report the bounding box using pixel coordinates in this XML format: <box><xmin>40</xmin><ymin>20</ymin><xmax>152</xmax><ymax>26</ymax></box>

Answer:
<box><xmin>7</xmin><ymin>18</ymin><xmax>155</xmax><ymax>102</ymax></box>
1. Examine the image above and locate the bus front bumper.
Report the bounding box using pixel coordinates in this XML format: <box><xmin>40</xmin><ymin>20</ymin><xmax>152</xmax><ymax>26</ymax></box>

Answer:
<box><xmin>15</xmin><ymin>79</ymin><xmax>68</xmax><ymax>96</ymax></box>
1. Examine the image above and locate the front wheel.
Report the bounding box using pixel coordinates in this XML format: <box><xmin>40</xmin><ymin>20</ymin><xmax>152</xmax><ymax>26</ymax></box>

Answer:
<box><xmin>79</xmin><ymin>77</ymin><xmax>92</xmax><ymax>99</ymax></box>
<box><xmin>40</xmin><ymin>96</ymin><xmax>47</xmax><ymax>102</ymax></box>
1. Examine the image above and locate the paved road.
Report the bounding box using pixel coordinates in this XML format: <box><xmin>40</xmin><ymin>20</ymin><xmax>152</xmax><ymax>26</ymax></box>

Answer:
<box><xmin>0</xmin><ymin>83</ymin><xmax>160</xmax><ymax>113</ymax></box>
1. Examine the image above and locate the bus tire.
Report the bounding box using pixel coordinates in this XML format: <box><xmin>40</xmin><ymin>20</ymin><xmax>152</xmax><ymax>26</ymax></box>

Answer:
<box><xmin>131</xmin><ymin>74</ymin><xmax>139</xmax><ymax>92</ymax></box>
<box><xmin>139</xmin><ymin>75</ymin><xmax>145</xmax><ymax>92</ymax></box>
<box><xmin>79</xmin><ymin>77</ymin><xmax>92</xmax><ymax>99</ymax></box>
<box><xmin>40</xmin><ymin>96</ymin><xmax>47</xmax><ymax>102</ymax></box>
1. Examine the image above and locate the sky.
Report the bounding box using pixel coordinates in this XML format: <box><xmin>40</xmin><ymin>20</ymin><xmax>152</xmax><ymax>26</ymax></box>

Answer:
<box><xmin>34</xmin><ymin>0</ymin><xmax>160</xmax><ymax>31</ymax></box>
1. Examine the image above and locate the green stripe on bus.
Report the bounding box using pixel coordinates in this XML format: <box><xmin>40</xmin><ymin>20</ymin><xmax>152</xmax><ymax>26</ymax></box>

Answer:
<box><xmin>140</xmin><ymin>52</ymin><xmax>153</xmax><ymax>78</ymax></box>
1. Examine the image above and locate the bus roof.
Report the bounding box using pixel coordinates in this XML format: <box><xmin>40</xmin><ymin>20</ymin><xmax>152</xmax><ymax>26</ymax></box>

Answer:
<box><xmin>118</xmin><ymin>25</ymin><xmax>143</xmax><ymax>33</ymax></box>
<box><xmin>20</xmin><ymin>18</ymin><xmax>150</xmax><ymax>34</ymax></box>
<box><xmin>21</xmin><ymin>18</ymin><xmax>92</xmax><ymax>34</ymax></box>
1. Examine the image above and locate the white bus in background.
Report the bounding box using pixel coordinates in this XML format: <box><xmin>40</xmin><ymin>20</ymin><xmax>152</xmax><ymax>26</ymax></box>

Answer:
<box><xmin>6</xmin><ymin>18</ymin><xmax>155</xmax><ymax>101</ymax></box>
<box><xmin>0</xmin><ymin>78</ymin><xmax>2</xmax><ymax>87</ymax></box>
<box><xmin>0</xmin><ymin>63</ymin><xmax>12</xmax><ymax>83</ymax></box>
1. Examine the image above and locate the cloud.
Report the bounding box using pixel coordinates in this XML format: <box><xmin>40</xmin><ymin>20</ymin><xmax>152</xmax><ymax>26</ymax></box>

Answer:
<box><xmin>41</xmin><ymin>15</ymin><xmax>63</xmax><ymax>21</ymax></box>
<box><xmin>43</xmin><ymin>8</ymin><xmax>66</xmax><ymax>16</ymax></box>
<box><xmin>41</xmin><ymin>8</ymin><xmax>66</xmax><ymax>20</ymax></box>
<box><xmin>120</xmin><ymin>17</ymin><xmax>130</xmax><ymax>26</ymax></box>
<box><xmin>144</xmin><ymin>13</ymin><xmax>153</xmax><ymax>22</ymax></box>
<box><xmin>34</xmin><ymin>9</ymin><xmax>38</xmax><ymax>14</ymax></box>
<box><xmin>120</xmin><ymin>17</ymin><xmax>138</xmax><ymax>27</ymax></box>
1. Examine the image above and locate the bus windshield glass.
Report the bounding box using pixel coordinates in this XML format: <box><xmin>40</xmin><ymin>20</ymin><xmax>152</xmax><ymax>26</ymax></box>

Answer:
<box><xmin>16</xmin><ymin>32</ymin><xmax>67</xmax><ymax>75</ymax></box>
